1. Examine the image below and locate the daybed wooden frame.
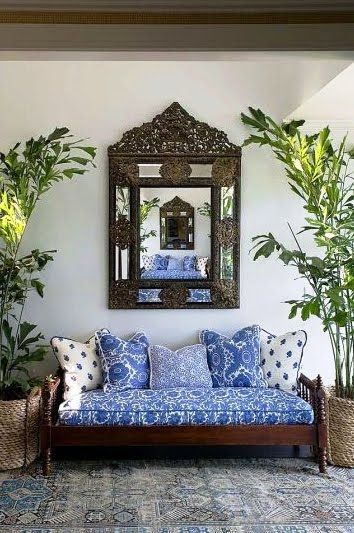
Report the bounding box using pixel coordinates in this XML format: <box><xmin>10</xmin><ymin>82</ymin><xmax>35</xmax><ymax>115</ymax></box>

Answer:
<box><xmin>40</xmin><ymin>373</ymin><xmax>328</xmax><ymax>475</ymax></box>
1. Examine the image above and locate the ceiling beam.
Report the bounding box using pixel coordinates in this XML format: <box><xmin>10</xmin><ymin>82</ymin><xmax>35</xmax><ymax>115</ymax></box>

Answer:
<box><xmin>0</xmin><ymin>11</ymin><xmax>354</xmax><ymax>24</ymax></box>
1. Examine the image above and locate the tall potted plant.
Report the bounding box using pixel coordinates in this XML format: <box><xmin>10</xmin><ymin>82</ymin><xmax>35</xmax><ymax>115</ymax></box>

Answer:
<box><xmin>0</xmin><ymin>128</ymin><xmax>96</xmax><ymax>469</ymax></box>
<box><xmin>241</xmin><ymin>108</ymin><xmax>354</xmax><ymax>466</ymax></box>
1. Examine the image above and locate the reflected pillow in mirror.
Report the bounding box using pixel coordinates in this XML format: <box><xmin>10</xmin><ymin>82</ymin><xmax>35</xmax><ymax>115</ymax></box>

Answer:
<box><xmin>196</xmin><ymin>256</ymin><xmax>208</xmax><ymax>276</ymax></box>
<box><xmin>155</xmin><ymin>254</ymin><xmax>169</xmax><ymax>270</ymax></box>
<box><xmin>167</xmin><ymin>257</ymin><xmax>183</xmax><ymax>270</ymax></box>
<box><xmin>200</xmin><ymin>325</ymin><xmax>267</xmax><ymax>388</ymax></box>
<box><xmin>142</xmin><ymin>255</ymin><xmax>155</xmax><ymax>271</ymax></box>
<box><xmin>183</xmin><ymin>255</ymin><xmax>197</xmax><ymax>271</ymax></box>
<box><xmin>149</xmin><ymin>344</ymin><xmax>212</xmax><ymax>389</ymax></box>
<box><xmin>95</xmin><ymin>330</ymin><xmax>150</xmax><ymax>392</ymax></box>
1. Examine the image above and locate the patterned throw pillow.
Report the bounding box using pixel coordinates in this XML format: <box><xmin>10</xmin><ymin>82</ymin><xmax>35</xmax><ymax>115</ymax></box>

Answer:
<box><xmin>95</xmin><ymin>330</ymin><xmax>150</xmax><ymax>392</ymax></box>
<box><xmin>155</xmin><ymin>254</ymin><xmax>169</xmax><ymax>270</ymax></box>
<box><xmin>142</xmin><ymin>255</ymin><xmax>155</xmax><ymax>271</ymax></box>
<box><xmin>200</xmin><ymin>325</ymin><xmax>267</xmax><ymax>388</ymax></box>
<box><xmin>167</xmin><ymin>257</ymin><xmax>183</xmax><ymax>270</ymax></box>
<box><xmin>51</xmin><ymin>329</ymin><xmax>109</xmax><ymax>400</ymax></box>
<box><xmin>196</xmin><ymin>256</ymin><xmax>208</xmax><ymax>276</ymax></box>
<box><xmin>260</xmin><ymin>330</ymin><xmax>307</xmax><ymax>394</ymax></box>
<box><xmin>183</xmin><ymin>255</ymin><xmax>196</xmax><ymax>271</ymax></box>
<box><xmin>149</xmin><ymin>344</ymin><xmax>212</xmax><ymax>390</ymax></box>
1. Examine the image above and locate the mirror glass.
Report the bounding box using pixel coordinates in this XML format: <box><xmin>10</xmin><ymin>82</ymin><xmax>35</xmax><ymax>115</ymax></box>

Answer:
<box><xmin>115</xmin><ymin>186</ymin><xmax>130</xmax><ymax>280</ymax></box>
<box><xmin>138</xmin><ymin>163</ymin><xmax>213</xmax><ymax>178</ymax></box>
<box><xmin>139</xmin><ymin>187</ymin><xmax>211</xmax><ymax>281</ymax></box>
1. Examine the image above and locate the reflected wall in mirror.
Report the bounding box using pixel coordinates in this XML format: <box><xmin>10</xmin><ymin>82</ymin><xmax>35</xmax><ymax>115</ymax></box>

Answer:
<box><xmin>108</xmin><ymin>102</ymin><xmax>241</xmax><ymax>309</ymax></box>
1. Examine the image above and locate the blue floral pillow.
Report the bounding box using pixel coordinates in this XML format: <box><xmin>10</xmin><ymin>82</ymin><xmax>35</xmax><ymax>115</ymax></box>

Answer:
<box><xmin>183</xmin><ymin>255</ymin><xmax>196</xmax><ymax>271</ymax></box>
<box><xmin>200</xmin><ymin>325</ymin><xmax>267</xmax><ymax>388</ymax></box>
<box><xmin>149</xmin><ymin>344</ymin><xmax>212</xmax><ymax>389</ymax></box>
<box><xmin>155</xmin><ymin>254</ymin><xmax>169</xmax><ymax>270</ymax></box>
<box><xmin>95</xmin><ymin>331</ymin><xmax>150</xmax><ymax>392</ymax></box>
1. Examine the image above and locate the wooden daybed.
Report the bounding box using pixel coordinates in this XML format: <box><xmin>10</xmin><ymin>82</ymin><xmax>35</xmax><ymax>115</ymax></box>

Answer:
<box><xmin>40</xmin><ymin>372</ymin><xmax>328</xmax><ymax>475</ymax></box>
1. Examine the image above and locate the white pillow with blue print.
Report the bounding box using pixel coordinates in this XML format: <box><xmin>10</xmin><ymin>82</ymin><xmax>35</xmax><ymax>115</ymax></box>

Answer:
<box><xmin>200</xmin><ymin>325</ymin><xmax>267</xmax><ymax>388</ymax></box>
<box><xmin>260</xmin><ymin>330</ymin><xmax>307</xmax><ymax>394</ymax></box>
<box><xmin>51</xmin><ymin>329</ymin><xmax>109</xmax><ymax>401</ymax></box>
<box><xmin>95</xmin><ymin>330</ymin><xmax>150</xmax><ymax>392</ymax></box>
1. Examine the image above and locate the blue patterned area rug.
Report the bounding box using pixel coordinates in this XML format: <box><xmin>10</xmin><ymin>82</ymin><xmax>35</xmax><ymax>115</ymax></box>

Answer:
<box><xmin>0</xmin><ymin>458</ymin><xmax>353</xmax><ymax>532</ymax></box>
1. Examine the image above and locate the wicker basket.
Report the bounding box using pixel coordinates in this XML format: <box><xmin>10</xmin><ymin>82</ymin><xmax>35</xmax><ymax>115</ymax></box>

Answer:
<box><xmin>0</xmin><ymin>388</ymin><xmax>41</xmax><ymax>471</ymax></box>
<box><xmin>328</xmin><ymin>395</ymin><xmax>354</xmax><ymax>468</ymax></box>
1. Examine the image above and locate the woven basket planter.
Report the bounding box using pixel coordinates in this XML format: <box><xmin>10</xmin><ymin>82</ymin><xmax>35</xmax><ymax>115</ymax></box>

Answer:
<box><xmin>328</xmin><ymin>395</ymin><xmax>354</xmax><ymax>468</ymax></box>
<box><xmin>0</xmin><ymin>388</ymin><xmax>41</xmax><ymax>471</ymax></box>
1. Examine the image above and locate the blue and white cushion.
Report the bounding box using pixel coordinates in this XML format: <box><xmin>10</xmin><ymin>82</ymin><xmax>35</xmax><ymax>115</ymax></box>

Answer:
<box><xmin>155</xmin><ymin>254</ymin><xmax>169</xmax><ymax>270</ymax></box>
<box><xmin>95</xmin><ymin>330</ymin><xmax>150</xmax><ymax>392</ymax></box>
<box><xmin>141</xmin><ymin>270</ymin><xmax>205</xmax><ymax>280</ymax></box>
<box><xmin>196</xmin><ymin>257</ymin><xmax>208</xmax><ymax>276</ymax></box>
<box><xmin>183</xmin><ymin>255</ymin><xmax>196</xmax><ymax>271</ymax></box>
<box><xmin>59</xmin><ymin>387</ymin><xmax>314</xmax><ymax>427</ymax></box>
<box><xmin>51</xmin><ymin>329</ymin><xmax>108</xmax><ymax>400</ymax></box>
<box><xmin>142</xmin><ymin>255</ymin><xmax>155</xmax><ymax>271</ymax></box>
<box><xmin>167</xmin><ymin>257</ymin><xmax>183</xmax><ymax>270</ymax></box>
<box><xmin>149</xmin><ymin>344</ymin><xmax>212</xmax><ymax>389</ymax></box>
<box><xmin>142</xmin><ymin>254</ymin><xmax>168</xmax><ymax>271</ymax></box>
<box><xmin>200</xmin><ymin>325</ymin><xmax>267</xmax><ymax>389</ymax></box>
<box><xmin>260</xmin><ymin>330</ymin><xmax>307</xmax><ymax>394</ymax></box>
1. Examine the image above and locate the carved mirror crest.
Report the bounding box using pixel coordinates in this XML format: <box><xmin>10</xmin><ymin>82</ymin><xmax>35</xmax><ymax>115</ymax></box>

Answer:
<box><xmin>108</xmin><ymin>102</ymin><xmax>241</xmax><ymax>309</ymax></box>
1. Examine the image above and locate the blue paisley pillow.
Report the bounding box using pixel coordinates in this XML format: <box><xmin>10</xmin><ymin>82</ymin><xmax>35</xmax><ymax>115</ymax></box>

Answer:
<box><xmin>95</xmin><ymin>331</ymin><xmax>150</xmax><ymax>392</ymax></box>
<box><xmin>200</xmin><ymin>325</ymin><xmax>267</xmax><ymax>389</ymax></box>
<box><xmin>149</xmin><ymin>344</ymin><xmax>212</xmax><ymax>390</ymax></box>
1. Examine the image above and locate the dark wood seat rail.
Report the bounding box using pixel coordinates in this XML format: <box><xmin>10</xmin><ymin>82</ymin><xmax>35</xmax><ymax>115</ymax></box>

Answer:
<box><xmin>41</xmin><ymin>372</ymin><xmax>328</xmax><ymax>475</ymax></box>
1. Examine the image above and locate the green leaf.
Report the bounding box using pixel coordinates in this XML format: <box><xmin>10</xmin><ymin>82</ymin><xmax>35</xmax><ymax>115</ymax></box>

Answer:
<box><xmin>31</xmin><ymin>279</ymin><xmax>45</xmax><ymax>297</ymax></box>
<box><xmin>47</xmin><ymin>127</ymin><xmax>70</xmax><ymax>142</ymax></box>
<box><xmin>77</xmin><ymin>146</ymin><xmax>97</xmax><ymax>158</ymax></box>
<box><xmin>253</xmin><ymin>240</ymin><xmax>276</xmax><ymax>261</ymax></box>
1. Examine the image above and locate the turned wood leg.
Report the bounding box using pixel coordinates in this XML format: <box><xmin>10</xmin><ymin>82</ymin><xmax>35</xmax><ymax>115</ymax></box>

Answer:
<box><xmin>42</xmin><ymin>448</ymin><xmax>51</xmax><ymax>476</ymax></box>
<box><xmin>318</xmin><ymin>447</ymin><xmax>327</xmax><ymax>474</ymax></box>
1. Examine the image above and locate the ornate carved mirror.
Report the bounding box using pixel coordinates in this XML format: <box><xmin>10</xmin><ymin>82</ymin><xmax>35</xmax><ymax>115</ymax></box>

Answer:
<box><xmin>108</xmin><ymin>102</ymin><xmax>241</xmax><ymax>309</ymax></box>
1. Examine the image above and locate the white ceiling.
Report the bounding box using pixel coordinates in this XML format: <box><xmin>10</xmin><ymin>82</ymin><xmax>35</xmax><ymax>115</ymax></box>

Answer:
<box><xmin>289</xmin><ymin>63</ymin><xmax>354</xmax><ymax>121</ymax></box>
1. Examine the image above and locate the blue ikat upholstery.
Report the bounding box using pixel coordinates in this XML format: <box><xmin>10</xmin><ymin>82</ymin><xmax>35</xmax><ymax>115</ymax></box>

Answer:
<box><xmin>58</xmin><ymin>387</ymin><xmax>314</xmax><ymax>426</ymax></box>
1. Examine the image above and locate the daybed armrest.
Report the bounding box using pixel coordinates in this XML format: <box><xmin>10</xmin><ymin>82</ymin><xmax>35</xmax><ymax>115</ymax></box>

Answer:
<box><xmin>41</xmin><ymin>373</ymin><xmax>63</xmax><ymax>426</ymax></box>
<box><xmin>298</xmin><ymin>373</ymin><xmax>327</xmax><ymax>426</ymax></box>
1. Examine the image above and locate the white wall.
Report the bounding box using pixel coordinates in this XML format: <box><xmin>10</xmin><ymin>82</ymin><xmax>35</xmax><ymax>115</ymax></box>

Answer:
<box><xmin>140</xmin><ymin>187</ymin><xmax>211</xmax><ymax>259</ymax></box>
<box><xmin>0</xmin><ymin>58</ymin><xmax>347</xmax><ymax>384</ymax></box>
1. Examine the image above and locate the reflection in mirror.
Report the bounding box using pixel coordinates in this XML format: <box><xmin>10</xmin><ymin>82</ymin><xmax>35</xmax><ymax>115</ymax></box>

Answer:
<box><xmin>137</xmin><ymin>288</ymin><xmax>212</xmax><ymax>304</ymax></box>
<box><xmin>116</xmin><ymin>187</ymin><xmax>129</xmax><ymax>217</ymax></box>
<box><xmin>115</xmin><ymin>186</ymin><xmax>130</xmax><ymax>280</ymax></box>
<box><xmin>221</xmin><ymin>186</ymin><xmax>234</xmax><ymax>218</ymax></box>
<box><xmin>221</xmin><ymin>249</ymin><xmax>233</xmax><ymax>279</ymax></box>
<box><xmin>139</xmin><ymin>188</ymin><xmax>210</xmax><ymax>281</ymax></box>
<box><xmin>160</xmin><ymin>196</ymin><xmax>194</xmax><ymax>250</ymax></box>
<box><xmin>138</xmin><ymin>163</ymin><xmax>212</xmax><ymax>178</ymax></box>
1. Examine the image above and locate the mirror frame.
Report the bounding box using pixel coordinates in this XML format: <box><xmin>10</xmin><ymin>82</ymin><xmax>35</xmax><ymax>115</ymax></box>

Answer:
<box><xmin>108</xmin><ymin>102</ymin><xmax>241</xmax><ymax>309</ymax></box>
